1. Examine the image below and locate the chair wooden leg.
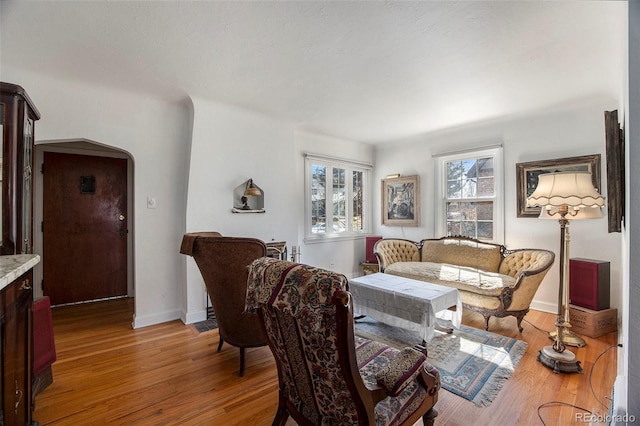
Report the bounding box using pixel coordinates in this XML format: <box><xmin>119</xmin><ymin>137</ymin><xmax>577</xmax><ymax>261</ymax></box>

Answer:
<box><xmin>484</xmin><ymin>315</ymin><xmax>491</xmax><ymax>331</ymax></box>
<box><xmin>272</xmin><ymin>394</ymin><xmax>289</xmax><ymax>426</ymax></box>
<box><xmin>217</xmin><ymin>337</ymin><xmax>224</xmax><ymax>352</ymax></box>
<box><xmin>239</xmin><ymin>347</ymin><xmax>245</xmax><ymax>377</ymax></box>
<box><xmin>422</xmin><ymin>408</ymin><xmax>438</xmax><ymax>426</ymax></box>
<box><xmin>516</xmin><ymin>312</ymin><xmax>526</xmax><ymax>333</ymax></box>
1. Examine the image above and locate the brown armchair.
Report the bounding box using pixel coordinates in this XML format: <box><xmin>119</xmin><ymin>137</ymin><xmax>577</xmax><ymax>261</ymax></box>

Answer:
<box><xmin>246</xmin><ymin>257</ymin><xmax>440</xmax><ymax>426</ymax></box>
<box><xmin>180</xmin><ymin>233</ymin><xmax>268</xmax><ymax>376</ymax></box>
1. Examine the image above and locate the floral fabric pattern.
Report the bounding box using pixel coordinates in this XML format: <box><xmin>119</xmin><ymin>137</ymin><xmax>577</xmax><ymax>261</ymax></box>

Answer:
<box><xmin>246</xmin><ymin>257</ymin><xmax>440</xmax><ymax>425</ymax></box>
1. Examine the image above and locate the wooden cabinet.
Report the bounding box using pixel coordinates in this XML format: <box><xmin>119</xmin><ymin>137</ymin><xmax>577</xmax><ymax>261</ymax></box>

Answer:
<box><xmin>0</xmin><ymin>80</ymin><xmax>41</xmax><ymax>426</ymax></box>
<box><xmin>1</xmin><ymin>269</ymin><xmax>34</xmax><ymax>425</ymax></box>
<box><xmin>0</xmin><ymin>82</ymin><xmax>40</xmax><ymax>255</ymax></box>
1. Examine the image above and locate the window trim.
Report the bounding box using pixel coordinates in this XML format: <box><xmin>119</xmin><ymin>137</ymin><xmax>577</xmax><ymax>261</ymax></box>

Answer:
<box><xmin>304</xmin><ymin>153</ymin><xmax>373</xmax><ymax>243</ymax></box>
<box><xmin>434</xmin><ymin>146</ymin><xmax>504</xmax><ymax>244</ymax></box>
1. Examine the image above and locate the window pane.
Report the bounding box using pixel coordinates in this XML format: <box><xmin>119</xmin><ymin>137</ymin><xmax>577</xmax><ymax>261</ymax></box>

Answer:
<box><xmin>352</xmin><ymin>171</ymin><xmax>363</xmax><ymax>231</ymax></box>
<box><xmin>447</xmin><ymin>161</ymin><xmax>463</xmax><ymax>198</ymax></box>
<box><xmin>477</xmin><ymin>176</ymin><xmax>494</xmax><ymax>196</ymax></box>
<box><xmin>477</xmin><ymin>201</ymin><xmax>493</xmax><ymax>220</ymax></box>
<box><xmin>459</xmin><ymin>202</ymin><xmax>476</xmax><ymax>220</ymax></box>
<box><xmin>477</xmin><ymin>157</ymin><xmax>493</xmax><ymax>177</ymax></box>
<box><xmin>478</xmin><ymin>222</ymin><xmax>493</xmax><ymax>239</ymax></box>
<box><xmin>447</xmin><ymin>221</ymin><xmax>461</xmax><ymax>236</ymax></box>
<box><xmin>333</xmin><ymin>168</ymin><xmax>346</xmax><ymax>233</ymax></box>
<box><xmin>446</xmin><ymin>202</ymin><xmax>461</xmax><ymax>221</ymax></box>
<box><xmin>460</xmin><ymin>221</ymin><xmax>477</xmax><ymax>239</ymax></box>
<box><xmin>461</xmin><ymin>159</ymin><xmax>477</xmax><ymax>198</ymax></box>
<box><xmin>311</xmin><ymin>165</ymin><xmax>326</xmax><ymax>234</ymax></box>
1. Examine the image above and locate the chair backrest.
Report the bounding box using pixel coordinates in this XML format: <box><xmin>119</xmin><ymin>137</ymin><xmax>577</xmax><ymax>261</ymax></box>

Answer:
<box><xmin>183</xmin><ymin>234</ymin><xmax>267</xmax><ymax>348</ymax></box>
<box><xmin>246</xmin><ymin>257</ymin><xmax>374</xmax><ymax>424</ymax></box>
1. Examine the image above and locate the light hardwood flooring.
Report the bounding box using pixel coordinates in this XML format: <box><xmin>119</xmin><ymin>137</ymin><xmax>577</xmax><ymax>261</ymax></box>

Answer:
<box><xmin>33</xmin><ymin>298</ymin><xmax>618</xmax><ymax>425</ymax></box>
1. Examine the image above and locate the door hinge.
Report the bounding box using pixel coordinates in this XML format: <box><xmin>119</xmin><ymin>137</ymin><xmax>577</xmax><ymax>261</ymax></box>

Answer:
<box><xmin>41</xmin><ymin>163</ymin><xmax>44</xmax><ymax>174</ymax></box>
<box><xmin>41</xmin><ymin>279</ymin><xmax>44</xmax><ymax>292</ymax></box>
<box><xmin>41</xmin><ymin>221</ymin><xmax>44</xmax><ymax>232</ymax></box>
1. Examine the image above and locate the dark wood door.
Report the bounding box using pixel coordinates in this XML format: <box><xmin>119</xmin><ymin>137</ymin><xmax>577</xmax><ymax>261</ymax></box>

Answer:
<box><xmin>43</xmin><ymin>152</ymin><xmax>128</xmax><ymax>305</ymax></box>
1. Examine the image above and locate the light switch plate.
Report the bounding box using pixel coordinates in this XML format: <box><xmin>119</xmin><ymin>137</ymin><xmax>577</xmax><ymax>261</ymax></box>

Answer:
<box><xmin>147</xmin><ymin>197</ymin><xmax>157</xmax><ymax>209</ymax></box>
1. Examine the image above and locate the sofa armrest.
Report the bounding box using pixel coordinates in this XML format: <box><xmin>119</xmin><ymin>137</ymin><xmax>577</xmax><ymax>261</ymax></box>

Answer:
<box><xmin>499</xmin><ymin>249</ymin><xmax>555</xmax><ymax>311</ymax></box>
<box><xmin>374</xmin><ymin>239</ymin><xmax>420</xmax><ymax>272</ymax></box>
<box><xmin>499</xmin><ymin>249</ymin><xmax>555</xmax><ymax>278</ymax></box>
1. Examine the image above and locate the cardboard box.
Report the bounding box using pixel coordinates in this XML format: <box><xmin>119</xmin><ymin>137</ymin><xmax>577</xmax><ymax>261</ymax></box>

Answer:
<box><xmin>569</xmin><ymin>305</ymin><xmax>618</xmax><ymax>338</ymax></box>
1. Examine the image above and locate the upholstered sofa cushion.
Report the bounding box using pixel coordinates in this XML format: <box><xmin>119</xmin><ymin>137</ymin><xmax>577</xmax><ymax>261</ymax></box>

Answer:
<box><xmin>384</xmin><ymin>261</ymin><xmax>517</xmax><ymax>297</ymax></box>
<box><xmin>420</xmin><ymin>238</ymin><xmax>503</xmax><ymax>272</ymax></box>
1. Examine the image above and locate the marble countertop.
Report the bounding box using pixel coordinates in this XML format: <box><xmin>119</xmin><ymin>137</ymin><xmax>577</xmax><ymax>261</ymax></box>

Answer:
<box><xmin>0</xmin><ymin>254</ymin><xmax>41</xmax><ymax>291</ymax></box>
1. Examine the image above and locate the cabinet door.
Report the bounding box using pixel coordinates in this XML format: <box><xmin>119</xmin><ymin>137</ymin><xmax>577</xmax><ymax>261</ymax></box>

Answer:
<box><xmin>0</xmin><ymin>82</ymin><xmax>40</xmax><ymax>255</ymax></box>
<box><xmin>20</xmin><ymin>115</ymin><xmax>35</xmax><ymax>254</ymax></box>
<box><xmin>1</xmin><ymin>288</ymin><xmax>5</xmax><ymax>424</ymax></box>
<box><xmin>1</xmin><ymin>271</ymin><xmax>33</xmax><ymax>425</ymax></box>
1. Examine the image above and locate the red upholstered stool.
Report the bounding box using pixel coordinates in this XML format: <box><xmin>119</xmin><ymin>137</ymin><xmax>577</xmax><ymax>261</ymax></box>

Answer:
<box><xmin>33</xmin><ymin>296</ymin><xmax>57</xmax><ymax>395</ymax></box>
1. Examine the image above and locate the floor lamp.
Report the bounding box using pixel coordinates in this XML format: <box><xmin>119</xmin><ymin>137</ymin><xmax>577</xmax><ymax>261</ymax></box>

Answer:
<box><xmin>527</xmin><ymin>171</ymin><xmax>605</xmax><ymax>374</ymax></box>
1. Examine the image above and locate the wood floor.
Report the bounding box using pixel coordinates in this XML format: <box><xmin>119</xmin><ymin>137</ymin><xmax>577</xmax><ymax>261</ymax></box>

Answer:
<box><xmin>32</xmin><ymin>298</ymin><xmax>618</xmax><ymax>425</ymax></box>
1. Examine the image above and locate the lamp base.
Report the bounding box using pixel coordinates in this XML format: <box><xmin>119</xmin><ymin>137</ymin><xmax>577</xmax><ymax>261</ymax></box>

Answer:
<box><xmin>548</xmin><ymin>329</ymin><xmax>586</xmax><ymax>348</ymax></box>
<box><xmin>537</xmin><ymin>346</ymin><xmax>583</xmax><ymax>374</ymax></box>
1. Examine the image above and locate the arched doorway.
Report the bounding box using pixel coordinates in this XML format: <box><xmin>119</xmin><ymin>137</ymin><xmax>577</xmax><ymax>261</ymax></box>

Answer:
<box><xmin>33</xmin><ymin>140</ymin><xmax>134</xmax><ymax>306</ymax></box>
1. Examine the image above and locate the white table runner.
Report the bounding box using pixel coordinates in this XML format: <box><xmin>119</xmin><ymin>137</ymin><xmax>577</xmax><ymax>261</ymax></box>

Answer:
<box><xmin>349</xmin><ymin>272</ymin><xmax>462</xmax><ymax>342</ymax></box>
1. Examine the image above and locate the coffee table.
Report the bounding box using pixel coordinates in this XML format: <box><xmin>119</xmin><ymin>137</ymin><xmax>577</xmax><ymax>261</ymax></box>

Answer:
<box><xmin>348</xmin><ymin>272</ymin><xmax>461</xmax><ymax>342</ymax></box>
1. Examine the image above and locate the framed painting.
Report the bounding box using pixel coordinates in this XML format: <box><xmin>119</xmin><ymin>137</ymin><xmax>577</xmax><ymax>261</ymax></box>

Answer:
<box><xmin>605</xmin><ymin>110</ymin><xmax>624</xmax><ymax>233</ymax></box>
<box><xmin>381</xmin><ymin>175</ymin><xmax>420</xmax><ymax>226</ymax></box>
<box><xmin>516</xmin><ymin>154</ymin><xmax>601</xmax><ymax>218</ymax></box>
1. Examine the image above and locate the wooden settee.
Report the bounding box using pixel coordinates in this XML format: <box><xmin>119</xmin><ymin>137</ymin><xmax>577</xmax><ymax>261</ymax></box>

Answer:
<box><xmin>374</xmin><ymin>236</ymin><xmax>555</xmax><ymax>332</ymax></box>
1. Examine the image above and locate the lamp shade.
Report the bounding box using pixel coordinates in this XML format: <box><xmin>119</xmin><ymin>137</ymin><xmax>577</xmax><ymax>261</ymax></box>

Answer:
<box><xmin>243</xmin><ymin>179</ymin><xmax>262</xmax><ymax>197</ymax></box>
<box><xmin>527</xmin><ymin>172</ymin><xmax>605</xmax><ymax>209</ymax></box>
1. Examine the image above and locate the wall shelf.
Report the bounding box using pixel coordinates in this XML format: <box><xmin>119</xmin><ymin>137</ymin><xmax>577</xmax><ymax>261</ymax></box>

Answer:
<box><xmin>231</xmin><ymin>208</ymin><xmax>265</xmax><ymax>214</ymax></box>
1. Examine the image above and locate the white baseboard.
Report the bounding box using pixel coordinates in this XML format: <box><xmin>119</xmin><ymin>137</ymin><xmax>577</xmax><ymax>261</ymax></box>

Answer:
<box><xmin>529</xmin><ymin>300</ymin><xmax>557</xmax><ymax>314</ymax></box>
<box><xmin>182</xmin><ymin>309</ymin><xmax>207</xmax><ymax>325</ymax></box>
<box><xmin>132</xmin><ymin>309</ymin><xmax>182</xmax><ymax>329</ymax></box>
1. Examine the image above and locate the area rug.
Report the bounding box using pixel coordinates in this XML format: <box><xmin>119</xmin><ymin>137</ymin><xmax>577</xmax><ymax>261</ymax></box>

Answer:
<box><xmin>354</xmin><ymin>317</ymin><xmax>527</xmax><ymax>407</ymax></box>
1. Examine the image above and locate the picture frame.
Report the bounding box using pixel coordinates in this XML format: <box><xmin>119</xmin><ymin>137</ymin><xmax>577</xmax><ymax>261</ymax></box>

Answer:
<box><xmin>605</xmin><ymin>110</ymin><xmax>625</xmax><ymax>233</ymax></box>
<box><xmin>516</xmin><ymin>154</ymin><xmax>601</xmax><ymax>218</ymax></box>
<box><xmin>381</xmin><ymin>175</ymin><xmax>420</xmax><ymax>226</ymax></box>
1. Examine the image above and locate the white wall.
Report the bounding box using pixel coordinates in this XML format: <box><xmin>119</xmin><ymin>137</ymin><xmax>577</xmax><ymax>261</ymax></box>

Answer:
<box><xmin>373</xmin><ymin>98</ymin><xmax>623</xmax><ymax>315</ymax></box>
<box><xmin>183</xmin><ymin>103</ymin><xmax>374</xmax><ymax>323</ymax></box>
<box><xmin>183</xmin><ymin>98</ymin><xmax>299</xmax><ymax>323</ymax></box>
<box><xmin>2</xmin><ymin>69</ymin><xmax>192</xmax><ymax>328</ymax></box>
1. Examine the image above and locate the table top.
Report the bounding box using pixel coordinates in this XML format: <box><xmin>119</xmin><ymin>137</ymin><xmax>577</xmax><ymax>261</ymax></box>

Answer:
<box><xmin>348</xmin><ymin>272</ymin><xmax>461</xmax><ymax>341</ymax></box>
<box><xmin>0</xmin><ymin>254</ymin><xmax>41</xmax><ymax>290</ymax></box>
<box><xmin>350</xmin><ymin>272</ymin><xmax>458</xmax><ymax>301</ymax></box>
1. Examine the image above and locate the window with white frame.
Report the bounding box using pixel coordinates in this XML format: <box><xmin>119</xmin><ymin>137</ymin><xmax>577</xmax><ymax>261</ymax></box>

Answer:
<box><xmin>435</xmin><ymin>146</ymin><xmax>503</xmax><ymax>243</ymax></box>
<box><xmin>305</xmin><ymin>154</ymin><xmax>372</xmax><ymax>241</ymax></box>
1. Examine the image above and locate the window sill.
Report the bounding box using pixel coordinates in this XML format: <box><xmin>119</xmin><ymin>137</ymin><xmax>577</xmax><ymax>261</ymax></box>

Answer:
<box><xmin>303</xmin><ymin>233</ymin><xmax>370</xmax><ymax>245</ymax></box>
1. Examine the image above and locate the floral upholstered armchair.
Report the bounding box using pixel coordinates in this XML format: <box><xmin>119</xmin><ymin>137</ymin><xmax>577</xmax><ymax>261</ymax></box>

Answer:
<box><xmin>246</xmin><ymin>257</ymin><xmax>440</xmax><ymax>426</ymax></box>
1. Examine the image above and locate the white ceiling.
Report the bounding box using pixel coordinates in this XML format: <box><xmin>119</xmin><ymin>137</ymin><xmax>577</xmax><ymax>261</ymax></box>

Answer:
<box><xmin>0</xmin><ymin>1</ymin><xmax>626</xmax><ymax>143</ymax></box>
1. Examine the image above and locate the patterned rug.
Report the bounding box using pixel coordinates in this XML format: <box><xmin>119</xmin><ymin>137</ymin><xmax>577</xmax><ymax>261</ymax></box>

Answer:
<box><xmin>354</xmin><ymin>317</ymin><xmax>527</xmax><ymax>407</ymax></box>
